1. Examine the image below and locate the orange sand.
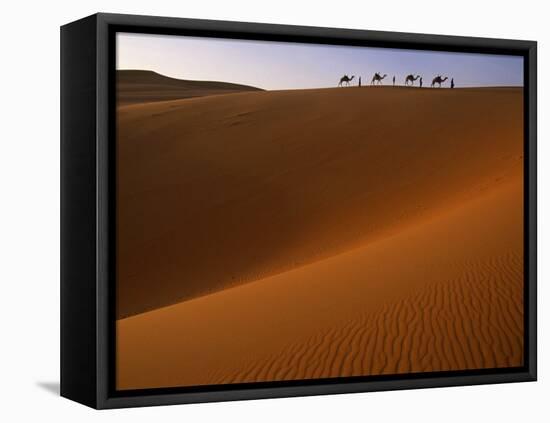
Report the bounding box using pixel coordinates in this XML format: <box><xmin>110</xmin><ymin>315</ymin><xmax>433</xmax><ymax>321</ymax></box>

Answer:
<box><xmin>116</xmin><ymin>86</ymin><xmax>524</xmax><ymax>389</ymax></box>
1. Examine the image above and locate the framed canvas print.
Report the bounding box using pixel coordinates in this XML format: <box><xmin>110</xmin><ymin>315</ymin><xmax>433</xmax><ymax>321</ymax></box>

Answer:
<box><xmin>60</xmin><ymin>13</ymin><xmax>537</xmax><ymax>409</ymax></box>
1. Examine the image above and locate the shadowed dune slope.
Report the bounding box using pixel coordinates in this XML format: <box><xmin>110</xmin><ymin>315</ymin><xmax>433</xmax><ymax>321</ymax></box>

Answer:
<box><xmin>117</xmin><ymin>70</ymin><xmax>263</xmax><ymax>105</ymax></box>
<box><xmin>116</xmin><ymin>86</ymin><xmax>523</xmax><ymax>318</ymax></box>
<box><xmin>117</xmin><ymin>173</ymin><xmax>523</xmax><ymax>389</ymax></box>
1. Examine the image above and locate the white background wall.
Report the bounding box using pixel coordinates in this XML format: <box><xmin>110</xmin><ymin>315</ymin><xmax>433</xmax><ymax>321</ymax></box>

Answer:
<box><xmin>1</xmin><ymin>0</ymin><xmax>547</xmax><ymax>420</ymax></box>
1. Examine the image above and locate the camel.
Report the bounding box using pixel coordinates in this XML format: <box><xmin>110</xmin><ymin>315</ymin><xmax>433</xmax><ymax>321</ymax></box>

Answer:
<box><xmin>431</xmin><ymin>75</ymin><xmax>448</xmax><ymax>88</ymax></box>
<box><xmin>371</xmin><ymin>72</ymin><xmax>387</xmax><ymax>85</ymax></box>
<box><xmin>405</xmin><ymin>74</ymin><xmax>420</xmax><ymax>86</ymax></box>
<box><xmin>338</xmin><ymin>75</ymin><xmax>355</xmax><ymax>87</ymax></box>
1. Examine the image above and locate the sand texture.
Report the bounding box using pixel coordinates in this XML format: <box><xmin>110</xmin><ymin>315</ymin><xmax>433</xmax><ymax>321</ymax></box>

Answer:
<box><xmin>116</xmin><ymin>86</ymin><xmax>524</xmax><ymax>390</ymax></box>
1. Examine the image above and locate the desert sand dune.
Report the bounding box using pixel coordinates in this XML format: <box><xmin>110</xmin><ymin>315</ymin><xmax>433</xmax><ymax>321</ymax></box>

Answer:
<box><xmin>117</xmin><ymin>174</ymin><xmax>523</xmax><ymax>389</ymax></box>
<box><xmin>117</xmin><ymin>70</ymin><xmax>263</xmax><ymax>105</ymax></box>
<box><xmin>116</xmin><ymin>86</ymin><xmax>523</xmax><ymax>318</ymax></box>
<box><xmin>218</xmin><ymin>253</ymin><xmax>523</xmax><ymax>384</ymax></box>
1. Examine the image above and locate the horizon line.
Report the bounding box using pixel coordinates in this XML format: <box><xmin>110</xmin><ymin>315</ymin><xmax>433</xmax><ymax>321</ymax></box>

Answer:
<box><xmin>117</xmin><ymin>68</ymin><xmax>524</xmax><ymax>91</ymax></box>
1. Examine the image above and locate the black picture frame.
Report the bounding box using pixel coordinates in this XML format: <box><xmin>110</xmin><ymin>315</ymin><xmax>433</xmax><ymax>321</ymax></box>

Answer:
<box><xmin>60</xmin><ymin>12</ymin><xmax>537</xmax><ymax>409</ymax></box>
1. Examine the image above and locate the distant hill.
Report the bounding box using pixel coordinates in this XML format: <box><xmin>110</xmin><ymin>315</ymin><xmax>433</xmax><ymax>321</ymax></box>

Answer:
<box><xmin>117</xmin><ymin>70</ymin><xmax>264</xmax><ymax>105</ymax></box>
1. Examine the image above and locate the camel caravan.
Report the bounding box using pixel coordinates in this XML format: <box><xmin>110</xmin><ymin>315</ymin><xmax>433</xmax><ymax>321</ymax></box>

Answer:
<box><xmin>338</xmin><ymin>72</ymin><xmax>455</xmax><ymax>88</ymax></box>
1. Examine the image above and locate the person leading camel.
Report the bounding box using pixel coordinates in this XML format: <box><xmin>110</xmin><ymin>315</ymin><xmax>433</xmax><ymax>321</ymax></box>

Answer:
<box><xmin>405</xmin><ymin>74</ymin><xmax>420</xmax><ymax>86</ymax></box>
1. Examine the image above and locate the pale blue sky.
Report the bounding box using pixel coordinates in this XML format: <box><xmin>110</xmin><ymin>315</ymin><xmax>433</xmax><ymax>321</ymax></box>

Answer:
<box><xmin>117</xmin><ymin>32</ymin><xmax>523</xmax><ymax>90</ymax></box>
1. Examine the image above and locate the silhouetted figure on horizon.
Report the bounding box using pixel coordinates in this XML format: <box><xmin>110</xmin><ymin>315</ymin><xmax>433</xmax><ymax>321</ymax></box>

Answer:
<box><xmin>420</xmin><ymin>77</ymin><xmax>423</xmax><ymax>88</ymax></box>
<box><xmin>405</xmin><ymin>74</ymin><xmax>420</xmax><ymax>86</ymax></box>
<box><xmin>371</xmin><ymin>72</ymin><xmax>388</xmax><ymax>85</ymax></box>
<box><xmin>393</xmin><ymin>76</ymin><xmax>396</xmax><ymax>86</ymax></box>
<box><xmin>431</xmin><ymin>75</ymin><xmax>448</xmax><ymax>88</ymax></box>
<box><xmin>338</xmin><ymin>74</ymin><xmax>355</xmax><ymax>87</ymax></box>
<box><xmin>451</xmin><ymin>78</ymin><xmax>455</xmax><ymax>89</ymax></box>
<box><xmin>359</xmin><ymin>76</ymin><xmax>362</xmax><ymax>87</ymax></box>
